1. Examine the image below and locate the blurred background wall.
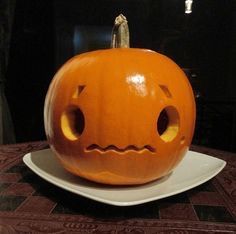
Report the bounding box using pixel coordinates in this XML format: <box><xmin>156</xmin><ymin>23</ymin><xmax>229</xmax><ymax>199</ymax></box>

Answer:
<box><xmin>3</xmin><ymin>0</ymin><xmax>236</xmax><ymax>152</ymax></box>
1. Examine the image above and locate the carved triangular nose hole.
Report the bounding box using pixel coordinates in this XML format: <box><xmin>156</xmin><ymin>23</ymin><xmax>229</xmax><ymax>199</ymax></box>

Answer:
<box><xmin>159</xmin><ymin>85</ymin><xmax>172</xmax><ymax>98</ymax></box>
<box><xmin>73</xmin><ymin>85</ymin><xmax>86</xmax><ymax>98</ymax></box>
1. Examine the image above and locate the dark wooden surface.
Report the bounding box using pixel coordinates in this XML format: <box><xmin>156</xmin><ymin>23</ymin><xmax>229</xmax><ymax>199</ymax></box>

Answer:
<box><xmin>0</xmin><ymin>141</ymin><xmax>236</xmax><ymax>233</ymax></box>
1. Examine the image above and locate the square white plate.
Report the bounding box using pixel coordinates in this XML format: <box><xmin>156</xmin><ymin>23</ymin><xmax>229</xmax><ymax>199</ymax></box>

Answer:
<box><xmin>23</xmin><ymin>149</ymin><xmax>226</xmax><ymax>206</ymax></box>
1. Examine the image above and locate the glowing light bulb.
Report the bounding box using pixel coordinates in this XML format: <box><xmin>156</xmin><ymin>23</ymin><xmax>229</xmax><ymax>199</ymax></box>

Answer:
<box><xmin>185</xmin><ymin>0</ymin><xmax>193</xmax><ymax>14</ymax></box>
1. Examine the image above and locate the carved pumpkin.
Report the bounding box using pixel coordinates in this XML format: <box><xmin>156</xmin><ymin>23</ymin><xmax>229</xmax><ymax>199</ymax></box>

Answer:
<box><xmin>44</xmin><ymin>15</ymin><xmax>196</xmax><ymax>185</ymax></box>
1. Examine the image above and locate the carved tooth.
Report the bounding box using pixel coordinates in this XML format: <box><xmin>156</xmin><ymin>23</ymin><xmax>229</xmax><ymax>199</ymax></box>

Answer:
<box><xmin>104</xmin><ymin>145</ymin><xmax>118</xmax><ymax>151</ymax></box>
<box><xmin>145</xmin><ymin>145</ymin><xmax>156</xmax><ymax>152</ymax></box>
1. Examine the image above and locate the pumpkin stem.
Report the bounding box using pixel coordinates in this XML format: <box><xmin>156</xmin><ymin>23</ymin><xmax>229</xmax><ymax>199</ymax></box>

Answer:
<box><xmin>111</xmin><ymin>14</ymin><xmax>130</xmax><ymax>48</ymax></box>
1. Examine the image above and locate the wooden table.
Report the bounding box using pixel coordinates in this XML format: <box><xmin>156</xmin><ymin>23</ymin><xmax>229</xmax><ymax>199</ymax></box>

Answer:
<box><xmin>0</xmin><ymin>141</ymin><xmax>235</xmax><ymax>233</ymax></box>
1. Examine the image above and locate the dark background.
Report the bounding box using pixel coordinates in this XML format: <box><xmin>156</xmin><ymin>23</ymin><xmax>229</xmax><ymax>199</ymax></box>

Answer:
<box><xmin>5</xmin><ymin>0</ymin><xmax>236</xmax><ymax>152</ymax></box>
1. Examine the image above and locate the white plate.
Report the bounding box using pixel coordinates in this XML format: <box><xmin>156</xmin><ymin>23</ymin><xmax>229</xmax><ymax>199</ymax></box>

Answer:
<box><xmin>23</xmin><ymin>149</ymin><xmax>226</xmax><ymax>206</ymax></box>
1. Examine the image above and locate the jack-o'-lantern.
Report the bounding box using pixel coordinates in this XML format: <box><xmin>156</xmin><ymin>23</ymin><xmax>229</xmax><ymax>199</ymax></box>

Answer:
<box><xmin>44</xmin><ymin>15</ymin><xmax>196</xmax><ymax>185</ymax></box>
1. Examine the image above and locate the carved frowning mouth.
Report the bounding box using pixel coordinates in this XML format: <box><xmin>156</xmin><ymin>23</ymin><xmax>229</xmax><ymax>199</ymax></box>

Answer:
<box><xmin>85</xmin><ymin>144</ymin><xmax>155</xmax><ymax>153</ymax></box>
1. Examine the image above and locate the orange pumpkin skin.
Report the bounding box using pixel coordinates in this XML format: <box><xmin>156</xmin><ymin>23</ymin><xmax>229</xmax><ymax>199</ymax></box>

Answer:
<box><xmin>44</xmin><ymin>48</ymin><xmax>196</xmax><ymax>185</ymax></box>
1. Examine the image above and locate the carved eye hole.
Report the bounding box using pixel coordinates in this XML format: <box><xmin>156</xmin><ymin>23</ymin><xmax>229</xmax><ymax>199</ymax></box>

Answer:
<box><xmin>157</xmin><ymin>109</ymin><xmax>169</xmax><ymax>135</ymax></box>
<box><xmin>157</xmin><ymin>106</ymin><xmax>180</xmax><ymax>142</ymax></box>
<box><xmin>61</xmin><ymin>106</ymin><xmax>85</xmax><ymax>140</ymax></box>
<box><xmin>62</xmin><ymin>85</ymin><xmax>86</xmax><ymax>140</ymax></box>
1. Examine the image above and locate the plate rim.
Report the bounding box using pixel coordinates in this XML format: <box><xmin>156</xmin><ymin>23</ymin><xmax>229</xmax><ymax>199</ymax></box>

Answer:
<box><xmin>23</xmin><ymin>149</ymin><xmax>226</xmax><ymax>206</ymax></box>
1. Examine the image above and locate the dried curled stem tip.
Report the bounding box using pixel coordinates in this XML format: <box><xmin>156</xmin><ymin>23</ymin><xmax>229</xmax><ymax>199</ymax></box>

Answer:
<box><xmin>111</xmin><ymin>14</ymin><xmax>130</xmax><ymax>48</ymax></box>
